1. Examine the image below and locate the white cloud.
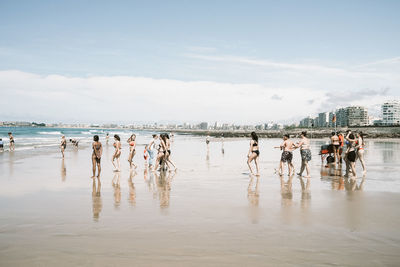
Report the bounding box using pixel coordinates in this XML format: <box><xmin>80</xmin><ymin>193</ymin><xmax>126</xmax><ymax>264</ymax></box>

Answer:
<box><xmin>0</xmin><ymin>51</ymin><xmax>399</xmax><ymax>125</ymax></box>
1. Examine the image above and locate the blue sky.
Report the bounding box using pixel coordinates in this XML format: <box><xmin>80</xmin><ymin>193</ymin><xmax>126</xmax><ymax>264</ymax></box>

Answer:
<box><xmin>0</xmin><ymin>0</ymin><xmax>399</xmax><ymax>123</ymax></box>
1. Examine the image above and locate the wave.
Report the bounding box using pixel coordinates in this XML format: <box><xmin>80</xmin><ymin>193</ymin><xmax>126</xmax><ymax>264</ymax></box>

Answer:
<box><xmin>38</xmin><ymin>131</ymin><xmax>62</xmax><ymax>135</ymax></box>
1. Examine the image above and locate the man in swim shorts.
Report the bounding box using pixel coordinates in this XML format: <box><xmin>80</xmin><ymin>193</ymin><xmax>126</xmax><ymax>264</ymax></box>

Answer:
<box><xmin>278</xmin><ymin>134</ymin><xmax>295</xmax><ymax>176</ymax></box>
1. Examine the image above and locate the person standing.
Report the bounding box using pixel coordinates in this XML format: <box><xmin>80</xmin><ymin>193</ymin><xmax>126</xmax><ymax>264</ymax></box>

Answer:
<box><xmin>92</xmin><ymin>135</ymin><xmax>103</xmax><ymax>178</ymax></box>
<box><xmin>0</xmin><ymin>138</ymin><xmax>4</xmax><ymax>152</ymax></box>
<box><xmin>357</xmin><ymin>132</ymin><xmax>366</xmax><ymax>175</ymax></box>
<box><xmin>247</xmin><ymin>131</ymin><xmax>260</xmax><ymax>176</ymax></box>
<box><xmin>112</xmin><ymin>134</ymin><xmax>122</xmax><ymax>172</ymax></box>
<box><xmin>277</xmin><ymin>134</ymin><xmax>295</xmax><ymax>176</ymax></box>
<box><xmin>331</xmin><ymin>132</ymin><xmax>340</xmax><ymax>164</ymax></box>
<box><xmin>60</xmin><ymin>135</ymin><xmax>66</xmax><ymax>158</ymax></box>
<box><xmin>127</xmin><ymin>134</ymin><xmax>137</xmax><ymax>169</ymax></box>
<box><xmin>164</xmin><ymin>134</ymin><xmax>177</xmax><ymax>171</ymax></box>
<box><xmin>147</xmin><ymin>134</ymin><xmax>158</xmax><ymax>171</ymax></box>
<box><xmin>295</xmin><ymin>131</ymin><xmax>311</xmax><ymax>178</ymax></box>
<box><xmin>8</xmin><ymin>132</ymin><xmax>15</xmax><ymax>151</ymax></box>
<box><xmin>345</xmin><ymin>131</ymin><xmax>358</xmax><ymax>179</ymax></box>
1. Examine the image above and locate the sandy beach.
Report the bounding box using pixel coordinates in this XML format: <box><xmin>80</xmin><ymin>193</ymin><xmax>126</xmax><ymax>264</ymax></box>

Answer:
<box><xmin>0</xmin><ymin>135</ymin><xmax>400</xmax><ymax>266</ymax></box>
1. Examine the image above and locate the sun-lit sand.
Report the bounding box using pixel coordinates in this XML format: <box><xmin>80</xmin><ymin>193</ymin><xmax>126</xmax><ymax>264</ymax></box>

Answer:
<box><xmin>0</xmin><ymin>136</ymin><xmax>400</xmax><ymax>266</ymax></box>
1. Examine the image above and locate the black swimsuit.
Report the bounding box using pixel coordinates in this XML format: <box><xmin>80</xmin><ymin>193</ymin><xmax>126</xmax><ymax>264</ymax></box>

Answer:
<box><xmin>252</xmin><ymin>142</ymin><xmax>260</xmax><ymax>156</ymax></box>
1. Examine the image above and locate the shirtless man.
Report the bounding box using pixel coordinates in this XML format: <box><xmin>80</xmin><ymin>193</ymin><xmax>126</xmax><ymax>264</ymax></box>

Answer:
<box><xmin>277</xmin><ymin>134</ymin><xmax>295</xmax><ymax>176</ymax></box>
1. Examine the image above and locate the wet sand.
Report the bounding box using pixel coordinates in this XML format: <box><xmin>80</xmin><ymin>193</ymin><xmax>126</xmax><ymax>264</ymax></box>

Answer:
<box><xmin>0</xmin><ymin>137</ymin><xmax>400</xmax><ymax>266</ymax></box>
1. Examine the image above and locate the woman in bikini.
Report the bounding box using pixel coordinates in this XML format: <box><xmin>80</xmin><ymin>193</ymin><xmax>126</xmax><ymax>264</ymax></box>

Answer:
<box><xmin>164</xmin><ymin>134</ymin><xmax>177</xmax><ymax>171</ymax></box>
<box><xmin>8</xmin><ymin>132</ymin><xmax>15</xmax><ymax>151</ymax></box>
<box><xmin>60</xmin><ymin>135</ymin><xmax>67</xmax><ymax>158</ymax></box>
<box><xmin>295</xmin><ymin>131</ymin><xmax>311</xmax><ymax>178</ymax></box>
<box><xmin>112</xmin><ymin>134</ymin><xmax>122</xmax><ymax>172</ymax></box>
<box><xmin>127</xmin><ymin>134</ymin><xmax>137</xmax><ymax>169</ymax></box>
<box><xmin>357</xmin><ymin>132</ymin><xmax>366</xmax><ymax>175</ymax></box>
<box><xmin>345</xmin><ymin>131</ymin><xmax>358</xmax><ymax>179</ymax></box>
<box><xmin>155</xmin><ymin>134</ymin><xmax>168</xmax><ymax>171</ymax></box>
<box><xmin>92</xmin><ymin>135</ymin><xmax>103</xmax><ymax>178</ymax></box>
<box><xmin>331</xmin><ymin>132</ymin><xmax>340</xmax><ymax>164</ymax></box>
<box><xmin>247</xmin><ymin>131</ymin><xmax>260</xmax><ymax>176</ymax></box>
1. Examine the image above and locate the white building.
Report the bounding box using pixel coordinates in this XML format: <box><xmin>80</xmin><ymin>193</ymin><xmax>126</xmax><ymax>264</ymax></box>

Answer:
<box><xmin>347</xmin><ymin>106</ymin><xmax>368</xmax><ymax>127</ymax></box>
<box><xmin>382</xmin><ymin>100</ymin><xmax>400</xmax><ymax>126</ymax></box>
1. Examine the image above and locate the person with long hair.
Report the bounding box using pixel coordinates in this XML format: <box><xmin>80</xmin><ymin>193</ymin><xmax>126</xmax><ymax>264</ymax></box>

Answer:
<box><xmin>295</xmin><ymin>131</ymin><xmax>311</xmax><ymax>178</ymax></box>
<box><xmin>247</xmin><ymin>131</ymin><xmax>260</xmax><ymax>176</ymax></box>
<box><xmin>331</xmin><ymin>132</ymin><xmax>340</xmax><ymax>164</ymax></box>
<box><xmin>357</xmin><ymin>132</ymin><xmax>366</xmax><ymax>175</ymax></box>
<box><xmin>112</xmin><ymin>134</ymin><xmax>122</xmax><ymax>172</ymax></box>
<box><xmin>127</xmin><ymin>134</ymin><xmax>137</xmax><ymax>169</ymax></box>
<box><xmin>155</xmin><ymin>134</ymin><xmax>168</xmax><ymax>171</ymax></box>
<box><xmin>91</xmin><ymin>135</ymin><xmax>102</xmax><ymax>178</ymax></box>
<box><xmin>345</xmin><ymin>131</ymin><xmax>357</xmax><ymax>179</ymax></box>
<box><xmin>164</xmin><ymin>133</ymin><xmax>177</xmax><ymax>171</ymax></box>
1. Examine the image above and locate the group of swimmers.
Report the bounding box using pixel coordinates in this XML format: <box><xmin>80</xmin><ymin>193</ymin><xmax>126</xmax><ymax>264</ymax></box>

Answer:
<box><xmin>246</xmin><ymin>130</ymin><xmax>365</xmax><ymax>179</ymax></box>
<box><xmin>0</xmin><ymin>132</ymin><xmax>14</xmax><ymax>152</ymax></box>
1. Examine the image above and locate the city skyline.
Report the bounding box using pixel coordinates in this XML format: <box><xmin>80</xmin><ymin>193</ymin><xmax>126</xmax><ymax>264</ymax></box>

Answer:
<box><xmin>1</xmin><ymin>1</ymin><xmax>400</xmax><ymax>123</ymax></box>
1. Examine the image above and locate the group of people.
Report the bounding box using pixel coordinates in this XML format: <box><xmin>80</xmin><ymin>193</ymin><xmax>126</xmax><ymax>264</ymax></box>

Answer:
<box><xmin>0</xmin><ymin>132</ymin><xmax>14</xmax><ymax>152</ymax></box>
<box><xmin>246</xmin><ymin>130</ymin><xmax>365</xmax><ymax>179</ymax></box>
<box><xmin>87</xmin><ymin>133</ymin><xmax>177</xmax><ymax>179</ymax></box>
<box><xmin>330</xmin><ymin>130</ymin><xmax>366</xmax><ymax>178</ymax></box>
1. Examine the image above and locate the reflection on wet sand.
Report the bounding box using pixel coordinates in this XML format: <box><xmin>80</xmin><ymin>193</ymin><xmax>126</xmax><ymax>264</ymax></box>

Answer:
<box><xmin>61</xmin><ymin>159</ymin><xmax>66</xmax><ymax>182</ymax></box>
<box><xmin>155</xmin><ymin>170</ymin><xmax>175</xmax><ymax>209</ymax></box>
<box><xmin>345</xmin><ymin>176</ymin><xmax>366</xmax><ymax>192</ymax></box>
<box><xmin>145</xmin><ymin>170</ymin><xmax>157</xmax><ymax>199</ymax></box>
<box><xmin>112</xmin><ymin>172</ymin><xmax>121</xmax><ymax>209</ymax></box>
<box><xmin>247</xmin><ymin>175</ymin><xmax>260</xmax><ymax>207</ymax></box>
<box><xmin>128</xmin><ymin>170</ymin><xmax>136</xmax><ymax>206</ymax></box>
<box><xmin>247</xmin><ymin>175</ymin><xmax>260</xmax><ymax>223</ymax></box>
<box><xmin>92</xmin><ymin>178</ymin><xmax>102</xmax><ymax>222</ymax></box>
<box><xmin>280</xmin><ymin>175</ymin><xmax>293</xmax><ymax>206</ymax></box>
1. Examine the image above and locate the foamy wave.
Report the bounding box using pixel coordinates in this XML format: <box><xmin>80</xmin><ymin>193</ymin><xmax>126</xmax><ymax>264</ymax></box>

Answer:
<box><xmin>38</xmin><ymin>131</ymin><xmax>62</xmax><ymax>135</ymax></box>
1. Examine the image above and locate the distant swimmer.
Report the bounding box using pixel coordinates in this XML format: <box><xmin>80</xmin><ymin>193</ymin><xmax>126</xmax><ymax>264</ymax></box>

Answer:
<box><xmin>106</xmin><ymin>133</ymin><xmax>109</xmax><ymax>144</ymax></box>
<box><xmin>247</xmin><ymin>131</ymin><xmax>260</xmax><ymax>176</ymax></box>
<box><xmin>206</xmin><ymin>135</ymin><xmax>210</xmax><ymax>145</ymax></box>
<box><xmin>276</xmin><ymin>134</ymin><xmax>295</xmax><ymax>176</ymax></box>
<box><xmin>0</xmin><ymin>138</ymin><xmax>4</xmax><ymax>152</ymax></box>
<box><xmin>60</xmin><ymin>135</ymin><xmax>66</xmax><ymax>158</ymax></box>
<box><xmin>295</xmin><ymin>131</ymin><xmax>311</xmax><ymax>178</ymax></box>
<box><xmin>331</xmin><ymin>132</ymin><xmax>340</xmax><ymax>164</ymax></box>
<box><xmin>112</xmin><ymin>134</ymin><xmax>122</xmax><ymax>172</ymax></box>
<box><xmin>8</xmin><ymin>132</ymin><xmax>15</xmax><ymax>151</ymax></box>
<box><xmin>92</xmin><ymin>135</ymin><xmax>103</xmax><ymax>178</ymax></box>
<box><xmin>356</xmin><ymin>132</ymin><xmax>366</xmax><ymax>175</ymax></box>
<box><xmin>127</xmin><ymin>134</ymin><xmax>137</xmax><ymax>169</ymax></box>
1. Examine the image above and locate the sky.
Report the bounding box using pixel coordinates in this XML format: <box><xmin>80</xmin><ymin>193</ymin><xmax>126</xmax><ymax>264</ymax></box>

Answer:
<box><xmin>0</xmin><ymin>0</ymin><xmax>399</xmax><ymax>124</ymax></box>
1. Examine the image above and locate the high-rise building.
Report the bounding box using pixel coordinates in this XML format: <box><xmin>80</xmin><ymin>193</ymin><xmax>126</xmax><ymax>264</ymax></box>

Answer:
<box><xmin>317</xmin><ymin>112</ymin><xmax>329</xmax><ymax>127</ymax></box>
<box><xmin>199</xmin><ymin>122</ymin><xmax>208</xmax><ymax>130</ymax></box>
<box><xmin>382</xmin><ymin>100</ymin><xmax>400</xmax><ymax>126</ymax></box>
<box><xmin>299</xmin><ymin>117</ymin><xmax>313</xmax><ymax>127</ymax></box>
<box><xmin>347</xmin><ymin>106</ymin><xmax>369</xmax><ymax>126</ymax></box>
<box><xmin>336</xmin><ymin>108</ymin><xmax>348</xmax><ymax>127</ymax></box>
